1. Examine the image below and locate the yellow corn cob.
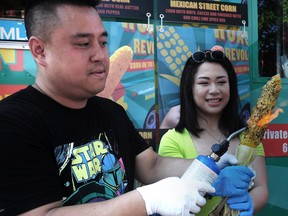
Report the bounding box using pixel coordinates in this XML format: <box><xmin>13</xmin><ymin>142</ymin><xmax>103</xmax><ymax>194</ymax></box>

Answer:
<box><xmin>98</xmin><ymin>45</ymin><xmax>133</xmax><ymax>98</ymax></box>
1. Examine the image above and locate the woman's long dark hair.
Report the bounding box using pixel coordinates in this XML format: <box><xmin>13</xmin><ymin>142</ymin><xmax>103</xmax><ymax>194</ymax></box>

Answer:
<box><xmin>175</xmin><ymin>51</ymin><xmax>245</xmax><ymax>137</ymax></box>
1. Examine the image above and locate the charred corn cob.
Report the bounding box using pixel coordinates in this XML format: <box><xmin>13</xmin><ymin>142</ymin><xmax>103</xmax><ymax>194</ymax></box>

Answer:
<box><xmin>232</xmin><ymin>74</ymin><xmax>281</xmax><ymax>216</ymax></box>
<box><xmin>236</xmin><ymin>74</ymin><xmax>282</xmax><ymax>166</ymax></box>
<box><xmin>241</xmin><ymin>74</ymin><xmax>282</xmax><ymax>148</ymax></box>
<box><xmin>210</xmin><ymin>74</ymin><xmax>282</xmax><ymax>216</ymax></box>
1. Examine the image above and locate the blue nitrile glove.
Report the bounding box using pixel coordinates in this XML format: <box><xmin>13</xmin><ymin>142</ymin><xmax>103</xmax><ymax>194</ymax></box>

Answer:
<box><xmin>227</xmin><ymin>191</ymin><xmax>254</xmax><ymax>216</ymax></box>
<box><xmin>211</xmin><ymin>166</ymin><xmax>254</xmax><ymax>197</ymax></box>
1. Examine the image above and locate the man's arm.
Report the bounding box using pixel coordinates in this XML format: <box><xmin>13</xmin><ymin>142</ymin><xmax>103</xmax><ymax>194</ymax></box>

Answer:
<box><xmin>20</xmin><ymin>191</ymin><xmax>146</xmax><ymax>216</ymax></box>
<box><xmin>19</xmin><ymin>148</ymin><xmax>216</xmax><ymax>216</ymax></box>
<box><xmin>135</xmin><ymin>147</ymin><xmax>192</xmax><ymax>184</ymax></box>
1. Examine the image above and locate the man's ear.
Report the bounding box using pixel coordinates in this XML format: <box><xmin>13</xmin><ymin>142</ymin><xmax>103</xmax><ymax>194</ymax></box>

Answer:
<box><xmin>28</xmin><ymin>36</ymin><xmax>47</xmax><ymax>67</ymax></box>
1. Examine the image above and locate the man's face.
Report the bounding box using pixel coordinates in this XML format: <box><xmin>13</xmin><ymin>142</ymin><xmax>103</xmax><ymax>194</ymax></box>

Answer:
<box><xmin>43</xmin><ymin>5</ymin><xmax>109</xmax><ymax>99</ymax></box>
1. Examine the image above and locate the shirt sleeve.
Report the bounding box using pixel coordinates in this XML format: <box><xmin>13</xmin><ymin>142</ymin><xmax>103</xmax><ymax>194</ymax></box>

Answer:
<box><xmin>158</xmin><ymin>128</ymin><xmax>198</xmax><ymax>159</ymax></box>
<box><xmin>256</xmin><ymin>143</ymin><xmax>265</xmax><ymax>156</ymax></box>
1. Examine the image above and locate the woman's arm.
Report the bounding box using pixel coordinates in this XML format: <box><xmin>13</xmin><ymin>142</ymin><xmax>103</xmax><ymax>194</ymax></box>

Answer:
<box><xmin>250</xmin><ymin>156</ymin><xmax>268</xmax><ymax>213</ymax></box>
<box><xmin>160</xmin><ymin>105</ymin><xmax>180</xmax><ymax>129</ymax></box>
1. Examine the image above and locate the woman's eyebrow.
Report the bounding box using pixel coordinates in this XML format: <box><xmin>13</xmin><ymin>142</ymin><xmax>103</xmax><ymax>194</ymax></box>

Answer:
<box><xmin>196</xmin><ymin>75</ymin><xmax>228</xmax><ymax>80</ymax></box>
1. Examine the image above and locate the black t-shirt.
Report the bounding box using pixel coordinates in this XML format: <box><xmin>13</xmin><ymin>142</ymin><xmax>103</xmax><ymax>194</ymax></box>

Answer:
<box><xmin>0</xmin><ymin>86</ymin><xmax>149</xmax><ymax>216</ymax></box>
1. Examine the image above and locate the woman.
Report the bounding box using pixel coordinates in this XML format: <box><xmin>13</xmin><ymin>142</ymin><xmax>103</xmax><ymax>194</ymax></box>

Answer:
<box><xmin>158</xmin><ymin>45</ymin><xmax>268</xmax><ymax>215</ymax></box>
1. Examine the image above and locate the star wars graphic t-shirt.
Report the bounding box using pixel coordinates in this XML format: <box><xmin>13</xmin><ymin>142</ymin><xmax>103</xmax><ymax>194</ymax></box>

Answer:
<box><xmin>0</xmin><ymin>86</ymin><xmax>149</xmax><ymax>215</ymax></box>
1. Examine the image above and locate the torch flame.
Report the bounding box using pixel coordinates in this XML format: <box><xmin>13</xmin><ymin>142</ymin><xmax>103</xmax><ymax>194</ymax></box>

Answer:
<box><xmin>257</xmin><ymin>108</ymin><xmax>284</xmax><ymax>127</ymax></box>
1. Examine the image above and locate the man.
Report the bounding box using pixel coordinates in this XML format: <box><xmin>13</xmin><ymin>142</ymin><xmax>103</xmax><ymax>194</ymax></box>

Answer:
<box><xmin>0</xmin><ymin>1</ymin><xmax>253</xmax><ymax>215</ymax></box>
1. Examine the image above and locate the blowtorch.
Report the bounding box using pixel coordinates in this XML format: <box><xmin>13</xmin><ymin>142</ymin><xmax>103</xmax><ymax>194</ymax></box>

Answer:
<box><xmin>181</xmin><ymin>127</ymin><xmax>247</xmax><ymax>196</ymax></box>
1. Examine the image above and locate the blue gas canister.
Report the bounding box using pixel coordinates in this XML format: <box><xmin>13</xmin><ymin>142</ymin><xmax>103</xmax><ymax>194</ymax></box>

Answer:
<box><xmin>181</xmin><ymin>155</ymin><xmax>220</xmax><ymax>195</ymax></box>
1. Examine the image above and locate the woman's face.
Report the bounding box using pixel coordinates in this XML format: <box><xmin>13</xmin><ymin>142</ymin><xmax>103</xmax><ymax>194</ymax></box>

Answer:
<box><xmin>192</xmin><ymin>62</ymin><xmax>230</xmax><ymax>117</ymax></box>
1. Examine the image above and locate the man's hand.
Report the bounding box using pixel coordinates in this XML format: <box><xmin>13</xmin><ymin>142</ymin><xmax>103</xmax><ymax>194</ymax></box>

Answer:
<box><xmin>136</xmin><ymin>177</ymin><xmax>215</xmax><ymax>216</ymax></box>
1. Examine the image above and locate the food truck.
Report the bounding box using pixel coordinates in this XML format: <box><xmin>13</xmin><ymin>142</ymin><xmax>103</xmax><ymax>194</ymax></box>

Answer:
<box><xmin>0</xmin><ymin>1</ymin><xmax>287</xmax><ymax>215</ymax></box>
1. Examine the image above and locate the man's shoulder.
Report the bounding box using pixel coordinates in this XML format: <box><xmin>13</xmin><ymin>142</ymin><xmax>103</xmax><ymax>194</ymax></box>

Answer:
<box><xmin>90</xmin><ymin>96</ymin><xmax>125</xmax><ymax>111</ymax></box>
<box><xmin>0</xmin><ymin>86</ymin><xmax>31</xmax><ymax>110</ymax></box>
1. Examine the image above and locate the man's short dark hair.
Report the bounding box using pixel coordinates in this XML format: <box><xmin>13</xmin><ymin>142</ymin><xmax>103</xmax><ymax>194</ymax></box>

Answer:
<box><xmin>24</xmin><ymin>0</ymin><xmax>101</xmax><ymax>40</ymax></box>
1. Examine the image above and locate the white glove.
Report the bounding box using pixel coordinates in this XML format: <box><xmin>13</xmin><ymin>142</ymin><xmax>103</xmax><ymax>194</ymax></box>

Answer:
<box><xmin>216</xmin><ymin>153</ymin><xmax>238</xmax><ymax>170</ymax></box>
<box><xmin>136</xmin><ymin>177</ymin><xmax>215</xmax><ymax>216</ymax></box>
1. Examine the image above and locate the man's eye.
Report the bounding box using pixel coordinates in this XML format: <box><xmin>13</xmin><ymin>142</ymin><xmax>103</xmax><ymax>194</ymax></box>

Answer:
<box><xmin>100</xmin><ymin>41</ymin><xmax>108</xmax><ymax>47</ymax></box>
<box><xmin>76</xmin><ymin>42</ymin><xmax>89</xmax><ymax>47</ymax></box>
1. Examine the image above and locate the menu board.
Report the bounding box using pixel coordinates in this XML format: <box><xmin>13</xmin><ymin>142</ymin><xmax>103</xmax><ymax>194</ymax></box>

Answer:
<box><xmin>97</xmin><ymin>0</ymin><xmax>154</xmax><ymax>20</ymax></box>
<box><xmin>157</xmin><ymin>0</ymin><xmax>248</xmax><ymax>26</ymax></box>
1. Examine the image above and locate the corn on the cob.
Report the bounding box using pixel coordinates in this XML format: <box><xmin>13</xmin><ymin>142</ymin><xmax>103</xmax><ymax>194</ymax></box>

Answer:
<box><xmin>241</xmin><ymin>74</ymin><xmax>282</xmax><ymax>148</ymax></box>
<box><xmin>228</xmin><ymin>74</ymin><xmax>282</xmax><ymax>215</ymax></box>
<box><xmin>98</xmin><ymin>45</ymin><xmax>133</xmax><ymax>98</ymax></box>
<box><xmin>236</xmin><ymin>73</ymin><xmax>281</xmax><ymax>166</ymax></box>
<box><xmin>210</xmin><ymin>74</ymin><xmax>282</xmax><ymax>216</ymax></box>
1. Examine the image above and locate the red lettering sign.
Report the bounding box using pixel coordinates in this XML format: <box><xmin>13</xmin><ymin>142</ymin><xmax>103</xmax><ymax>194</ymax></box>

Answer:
<box><xmin>262</xmin><ymin>124</ymin><xmax>288</xmax><ymax>157</ymax></box>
